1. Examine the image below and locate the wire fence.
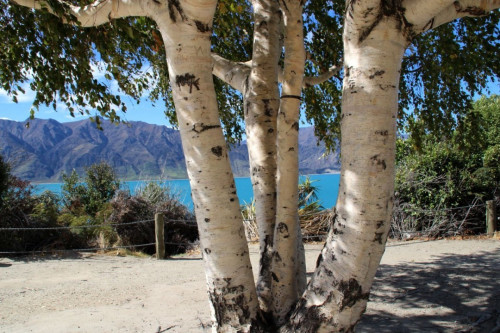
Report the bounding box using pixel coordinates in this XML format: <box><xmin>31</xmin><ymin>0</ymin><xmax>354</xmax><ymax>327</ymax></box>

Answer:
<box><xmin>0</xmin><ymin>201</ymin><xmax>497</xmax><ymax>255</ymax></box>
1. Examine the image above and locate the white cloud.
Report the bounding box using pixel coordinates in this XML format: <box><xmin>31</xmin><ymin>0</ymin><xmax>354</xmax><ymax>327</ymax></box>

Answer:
<box><xmin>91</xmin><ymin>61</ymin><xmax>107</xmax><ymax>80</ymax></box>
<box><xmin>0</xmin><ymin>117</ymin><xmax>11</xmax><ymax>120</ymax></box>
<box><xmin>0</xmin><ymin>82</ymin><xmax>36</xmax><ymax>104</ymax></box>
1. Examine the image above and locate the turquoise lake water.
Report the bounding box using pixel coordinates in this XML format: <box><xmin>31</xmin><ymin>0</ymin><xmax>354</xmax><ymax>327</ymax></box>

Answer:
<box><xmin>34</xmin><ymin>173</ymin><xmax>340</xmax><ymax>211</ymax></box>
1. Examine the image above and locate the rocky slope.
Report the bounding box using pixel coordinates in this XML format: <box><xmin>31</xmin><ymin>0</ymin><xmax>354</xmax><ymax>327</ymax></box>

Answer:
<box><xmin>0</xmin><ymin>118</ymin><xmax>340</xmax><ymax>181</ymax></box>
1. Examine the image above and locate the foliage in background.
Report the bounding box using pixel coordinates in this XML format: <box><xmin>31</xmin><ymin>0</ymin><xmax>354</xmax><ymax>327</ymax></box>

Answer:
<box><xmin>1</xmin><ymin>160</ymin><xmax>196</xmax><ymax>254</ymax></box>
<box><xmin>107</xmin><ymin>183</ymin><xmax>197</xmax><ymax>255</ymax></box>
<box><xmin>298</xmin><ymin>176</ymin><xmax>323</xmax><ymax>216</ymax></box>
<box><xmin>393</xmin><ymin>95</ymin><xmax>500</xmax><ymax>238</ymax></box>
<box><xmin>0</xmin><ymin>157</ymin><xmax>81</xmax><ymax>252</ymax></box>
<box><xmin>61</xmin><ymin>162</ymin><xmax>120</xmax><ymax>216</ymax></box>
<box><xmin>0</xmin><ymin>155</ymin><xmax>10</xmax><ymax>209</ymax></box>
<box><xmin>241</xmin><ymin>177</ymin><xmax>326</xmax><ymax>241</ymax></box>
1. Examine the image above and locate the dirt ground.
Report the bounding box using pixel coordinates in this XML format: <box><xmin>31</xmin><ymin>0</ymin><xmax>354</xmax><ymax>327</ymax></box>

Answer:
<box><xmin>1</xmin><ymin>239</ymin><xmax>499</xmax><ymax>333</ymax></box>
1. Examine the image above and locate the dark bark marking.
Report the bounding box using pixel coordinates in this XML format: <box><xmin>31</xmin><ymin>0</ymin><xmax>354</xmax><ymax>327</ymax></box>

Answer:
<box><xmin>369</xmin><ymin>70</ymin><xmax>385</xmax><ymax>79</ymax></box>
<box><xmin>453</xmin><ymin>1</ymin><xmax>487</xmax><ymax>15</ymax></box>
<box><xmin>262</xmin><ymin>99</ymin><xmax>273</xmax><ymax>117</ymax></box>
<box><xmin>211</xmin><ymin>146</ymin><xmax>223</xmax><ymax>157</ymax></box>
<box><xmin>423</xmin><ymin>17</ymin><xmax>435</xmax><ymax>31</ymax></box>
<box><xmin>277</xmin><ymin>222</ymin><xmax>289</xmax><ymax>238</ymax></box>
<box><xmin>230</xmin><ymin>198</ymin><xmax>235</xmax><ymax>202</ymax></box>
<box><xmin>168</xmin><ymin>0</ymin><xmax>187</xmax><ymax>22</ymax></box>
<box><xmin>358</xmin><ymin>0</ymin><xmax>414</xmax><ymax>44</ymax></box>
<box><xmin>194</xmin><ymin>20</ymin><xmax>211</xmax><ymax>33</ymax></box>
<box><xmin>176</xmin><ymin>73</ymin><xmax>200</xmax><ymax>93</ymax></box>
<box><xmin>204</xmin><ymin>218</ymin><xmax>210</xmax><ymax>223</ymax></box>
<box><xmin>316</xmin><ymin>253</ymin><xmax>323</xmax><ymax>268</ymax></box>
<box><xmin>259</xmin><ymin>235</ymin><xmax>273</xmax><ymax>276</ymax></box>
<box><xmin>208</xmin><ymin>281</ymin><xmax>250</xmax><ymax>327</ymax></box>
<box><xmin>376</xmin><ymin>220</ymin><xmax>384</xmax><ymax>229</ymax></box>
<box><xmin>288</xmin><ymin>147</ymin><xmax>295</xmax><ymax>152</ymax></box>
<box><xmin>370</xmin><ymin>154</ymin><xmax>387</xmax><ymax>170</ymax></box>
<box><xmin>271</xmin><ymin>272</ymin><xmax>280</xmax><ymax>282</ymax></box>
<box><xmin>204</xmin><ymin>248</ymin><xmax>211</xmax><ymax>254</ymax></box>
<box><xmin>375</xmin><ymin>130</ymin><xmax>388</xmax><ymax>136</ymax></box>
<box><xmin>192</xmin><ymin>123</ymin><xmax>221</xmax><ymax>133</ymax></box>
<box><xmin>281</xmin><ymin>94</ymin><xmax>302</xmax><ymax>100</ymax></box>
<box><xmin>268</xmin><ymin>128</ymin><xmax>274</xmax><ymax>133</ymax></box>
<box><xmin>338</xmin><ymin>278</ymin><xmax>370</xmax><ymax>311</ymax></box>
<box><xmin>274</xmin><ymin>251</ymin><xmax>282</xmax><ymax>262</ymax></box>
<box><xmin>374</xmin><ymin>232</ymin><xmax>384</xmax><ymax>244</ymax></box>
<box><xmin>322</xmin><ymin>267</ymin><xmax>334</xmax><ymax>277</ymax></box>
<box><xmin>279</xmin><ymin>0</ymin><xmax>289</xmax><ymax>13</ymax></box>
<box><xmin>291</xmin><ymin>122</ymin><xmax>299</xmax><ymax>131</ymax></box>
<box><xmin>286</xmin><ymin>297</ymin><xmax>335</xmax><ymax>332</ymax></box>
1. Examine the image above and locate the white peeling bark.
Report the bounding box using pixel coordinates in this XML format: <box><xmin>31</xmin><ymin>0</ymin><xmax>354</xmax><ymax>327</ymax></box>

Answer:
<box><xmin>150</xmin><ymin>2</ymin><xmax>259</xmax><ymax>332</ymax></box>
<box><xmin>412</xmin><ymin>0</ymin><xmax>500</xmax><ymax>32</ymax></box>
<box><xmin>245</xmin><ymin>0</ymin><xmax>282</xmax><ymax>315</ymax></box>
<box><xmin>271</xmin><ymin>0</ymin><xmax>306</xmax><ymax>325</ymax></box>
<box><xmin>11</xmin><ymin>0</ymin><xmax>148</xmax><ymax>27</ymax></box>
<box><xmin>284</xmin><ymin>8</ymin><xmax>407</xmax><ymax>333</ymax></box>
<box><xmin>404</xmin><ymin>0</ymin><xmax>500</xmax><ymax>32</ymax></box>
<box><xmin>284</xmin><ymin>1</ymin><xmax>500</xmax><ymax>331</ymax></box>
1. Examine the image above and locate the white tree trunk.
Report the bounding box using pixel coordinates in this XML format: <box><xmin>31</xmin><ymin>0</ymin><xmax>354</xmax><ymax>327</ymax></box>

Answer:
<box><xmin>284</xmin><ymin>13</ymin><xmax>408</xmax><ymax>333</ymax></box>
<box><xmin>271</xmin><ymin>0</ymin><xmax>306</xmax><ymax>325</ymax></box>
<box><xmin>246</xmin><ymin>0</ymin><xmax>282</xmax><ymax>315</ymax></box>
<box><xmin>151</xmin><ymin>3</ymin><xmax>259</xmax><ymax>332</ymax></box>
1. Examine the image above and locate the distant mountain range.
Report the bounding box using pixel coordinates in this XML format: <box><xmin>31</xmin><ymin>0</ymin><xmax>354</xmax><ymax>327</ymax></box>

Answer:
<box><xmin>0</xmin><ymin>118</ymin><xmax>340</xmax><ymax>182</ymax></box>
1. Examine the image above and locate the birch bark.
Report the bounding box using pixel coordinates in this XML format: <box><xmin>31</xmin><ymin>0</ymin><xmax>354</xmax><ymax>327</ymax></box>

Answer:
<box><xmin>271</xmin><ymin>0</ymin><xmax>306</xmax><ymax>324</ymax></box>
<box><xmin>10</xmin><ymin>1</ymin><xmax>260</xmax><ymax>331</ymax></box>
<box><xmin>245</xmin><ymin>0</ymin><xmax>282</xmax><ymax>314</ymax></box>
<box><xmin>151</xmin><ymin>2</ymin><xmax>259</xmax><ymax>331</ymax></box>
<box><xmin>284</xmin><ymin>1</ymin><xmax>500</xmax><ymax>331</ymax></box>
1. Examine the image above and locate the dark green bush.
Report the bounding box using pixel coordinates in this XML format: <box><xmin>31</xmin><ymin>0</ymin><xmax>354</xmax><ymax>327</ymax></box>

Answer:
<box><xmin>393</xmin><ymin>95</ymin><xmax>499</xmax><ymax>237</ymax></box>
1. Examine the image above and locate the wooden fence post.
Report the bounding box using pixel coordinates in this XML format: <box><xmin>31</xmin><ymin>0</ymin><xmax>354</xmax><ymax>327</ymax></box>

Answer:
<box><xmin>486</xmin><ymin>200</ymin><xmax>497</xmax><ymax>237</ymax></box>
<box><xmin>155</xmin><ymin>213</ymin><xmax>165</xmax><ymax>259</ymax></box>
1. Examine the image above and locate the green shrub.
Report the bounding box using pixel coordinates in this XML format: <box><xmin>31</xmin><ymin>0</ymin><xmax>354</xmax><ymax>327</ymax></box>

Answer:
<box><xmin>393</xmin><ymin>95</ymin><xmax>500</xmax><ymax>237</ymax></box>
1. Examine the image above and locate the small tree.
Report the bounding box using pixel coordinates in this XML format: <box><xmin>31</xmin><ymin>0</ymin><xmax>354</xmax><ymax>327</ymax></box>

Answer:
<box><xmin>83</xmin><ymin>162</ymin><xmax>120</xmax><ymax>216</ymax></box>
<box><xmin>61</xmin><ymin>162</ymin><xmax>120</xmax><ymax>216</ymax></box>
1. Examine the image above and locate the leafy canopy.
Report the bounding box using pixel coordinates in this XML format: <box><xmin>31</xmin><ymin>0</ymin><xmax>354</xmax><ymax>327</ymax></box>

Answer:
<box><xmin>0</xmin><ymin>1</ymin><xmax>498</xmax><ymax>146</ymax></box>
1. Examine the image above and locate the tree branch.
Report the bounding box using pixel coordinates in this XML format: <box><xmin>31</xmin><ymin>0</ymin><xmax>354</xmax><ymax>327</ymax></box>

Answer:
<box><xmin>403</xmin><ymin>0</ymin><xmax>455</xmax><ymax>28</ymax></box>
<box><xmin>211</xmin><ymin>53</ymin><xmax>251</xmax><ymax>93</ymax></box>
<box><xmin>303</xmin><ymin>63</ymin><xmax>342</xmax><ymax>88</ymax></box>
<box><xmin>10</xmin><ymin>0</ymin><xmax>148</xmax><ymax>27</ymax></box>
<box><xmin>410</xmin><ymin>0</ymin><xmax>500</xmax><ymax>33</ymax></box>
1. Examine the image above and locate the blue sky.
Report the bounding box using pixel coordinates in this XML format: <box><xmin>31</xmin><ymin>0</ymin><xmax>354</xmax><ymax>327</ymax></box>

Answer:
<box><xmin>0</xmin><ymin>93</ymin><xmax>173</xmax><ymax>126</ymax></box>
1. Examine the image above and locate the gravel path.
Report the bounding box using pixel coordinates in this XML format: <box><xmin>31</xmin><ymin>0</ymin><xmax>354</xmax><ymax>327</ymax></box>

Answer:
<box><xmin>1</xmin><ymin>239</ymin><xmax>499</xmax><ymax>332</ymax></box>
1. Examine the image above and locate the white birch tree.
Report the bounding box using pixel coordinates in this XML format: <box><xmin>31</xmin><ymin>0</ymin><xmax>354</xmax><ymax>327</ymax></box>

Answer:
<box><xmin>3</xmin><ymin>0</ymin><xmax>499</xmax><ymax>332</ymax></box>
<box><xmin>7</xmin><ymin>0</ymin><xmax>260</xmax><ymax>331</ymax></box>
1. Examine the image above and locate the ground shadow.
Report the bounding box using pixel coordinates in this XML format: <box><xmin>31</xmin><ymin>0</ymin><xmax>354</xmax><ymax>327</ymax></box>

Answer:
<box><xmin>0</xmin><ymin>250</ymin><xmax>87</xmax><ymax>262</ymax></box>
<box><xmin>357</xmin><ymin>249</ymin><xmax>500</xmax><ymax>332</ymax></box>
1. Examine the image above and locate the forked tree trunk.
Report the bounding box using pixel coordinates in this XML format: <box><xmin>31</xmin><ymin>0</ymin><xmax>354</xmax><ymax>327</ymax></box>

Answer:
<box><xmin>283</xmin><ymin>16</ymin><xmax>407</xmax><ymax>333</ymax></box>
